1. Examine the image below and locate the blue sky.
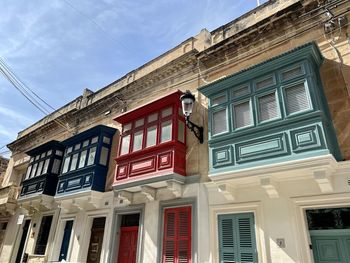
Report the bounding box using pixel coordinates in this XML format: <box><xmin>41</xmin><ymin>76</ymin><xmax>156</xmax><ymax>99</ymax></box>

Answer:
<box><xmin>0</xmin><ymin>0</ymin><xmax>267</xmax><ymax>157</ymax></box>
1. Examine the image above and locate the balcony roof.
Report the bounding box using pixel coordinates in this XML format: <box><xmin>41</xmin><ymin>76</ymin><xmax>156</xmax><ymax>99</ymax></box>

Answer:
<box><xmin>26</xmin><ymin>140</ymin><xmax>63</xmax><ymax>156</ymax></box>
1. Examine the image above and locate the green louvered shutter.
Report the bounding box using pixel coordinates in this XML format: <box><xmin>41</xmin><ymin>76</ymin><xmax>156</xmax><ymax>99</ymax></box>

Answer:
<box><xmin>218</xmin><ymin>213</ymin><xmax>258</xmax><ymax>263</ymax></box>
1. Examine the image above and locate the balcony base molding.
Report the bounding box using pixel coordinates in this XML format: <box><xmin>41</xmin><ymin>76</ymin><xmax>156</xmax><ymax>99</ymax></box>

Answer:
<box><xmin>55</xmin><ymin>190</ymin><xmax>111</xmax><ymax>213</ymax></box>
<box><xmin>18</xmin><ymin>194</ymin><xmax>55</xmax><ymax>214</ymax></box>
<box><xmin>112</xmin><ymin>173</ymin><xmax>195</xmax><ymax>206</ymax></box>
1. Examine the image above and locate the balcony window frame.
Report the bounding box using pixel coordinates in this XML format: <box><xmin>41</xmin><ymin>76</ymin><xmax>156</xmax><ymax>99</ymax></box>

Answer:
<box><xmin>118</xmin><ymin>104</ymin><xmax>185</xmax><ymax>157</ymax></box>
<box><xmin>25</xmin><ymin>149</ymin><xmax>61</xmax><ymax>180</ymax></box>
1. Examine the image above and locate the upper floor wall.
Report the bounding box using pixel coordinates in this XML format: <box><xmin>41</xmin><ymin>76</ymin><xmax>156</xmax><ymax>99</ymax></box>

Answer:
<box><xmin>199</xmin><ymin>42</ymin><xmax>342</xmax><ymax>176</ymax></box>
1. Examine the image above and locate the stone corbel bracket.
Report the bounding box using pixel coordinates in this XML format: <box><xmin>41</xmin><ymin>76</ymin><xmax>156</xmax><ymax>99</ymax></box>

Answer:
<box><xmin>140</xmin><ymin>186</ymin><xmax>156</xmax><ymax>202</ymax></box>
<box><xmin>115</xmin><ymin>191</ymin><xmax>133</xmax><ymax>207</ymax></box>
<box><xmin>217</xmin><ymin>183</ymin><xmax>235</xmax><ymax>201</ymax></box>
<box><xmin>313</xmin><ymin>169</ymin><xmax>334</xmax><ymax>193</ymax></box>
<box><xmin>260</xmin><ymin>177</ymin><xmax>279</xmax><ymax>198</ymax></box>
<box><xmin>166</xmin><ymin>181</ymin><xmax>183</xmax><ymax>198</ymax></box>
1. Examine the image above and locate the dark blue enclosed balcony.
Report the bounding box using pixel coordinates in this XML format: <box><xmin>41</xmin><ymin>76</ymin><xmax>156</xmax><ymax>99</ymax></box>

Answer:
<box><xmin>56</xmin><ymin>125</ymin><xmax>116</xmax><ymax>196</ymax></box>
<box><xmin>20</xmin><ymin>141</ymin><xmax>65</xmax><ymax>199</ymax></box>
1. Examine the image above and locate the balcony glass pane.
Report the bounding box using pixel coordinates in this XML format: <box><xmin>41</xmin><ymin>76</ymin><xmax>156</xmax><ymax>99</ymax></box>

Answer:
<box><xmin>285</xmin><ymin>83</ymin><xmax>310</xmax><ymax>114</ymax></box>
<box><xmin>67</xmin><ymin>147</ymin><xmax>73</xmax><ymax>154</ymax></box>
<box><xmin>31</xmin><ymin>163</ymin><xmax>38</xmax><ymax>178</ymax></box>
<box><xmin>161</xmin><ymin>121</ymin><xmax>172</xmax><ymax>142</ymax></box>
<box><xmin>135</xmin><ymin>118</ymin><xmax>144</xmax><ymax>127</ymax></box>
<box><xmin>123</xmin><ymin>123</ymin><xmax>131</xmax><ymax>132</ymax></box>
<box><xmin>25</xmin><ymin>165</ymin><xmax>32</xmax><ymax>180</ymax></box>
<box><xmin>91</xmin><ymin>136</ymin><xmax>98</xmax><ymax>144</ymax></box>
<box><xmin>55</xmin><ymin>150</ymin><xmax>63</xmax><ymax>156</ymax></box>
<box><xmin>42</xmin><ymin>159</ymin><xmax>50</xmax><ymax>174</ymax></box>
<box><xmin>99</xmin><ymin>147</ymin><xmax>109</xmax><ymax>166</ymax></box>
<box><xmin>133</xmin><ymin>131</ymin><xmax>143</xmax><ymax>151</ymax></box>
<box><xmin>52</xmin><ymin>159</ymin><xmax>61</xmax><ymax>174</ymax></box>
<box><xmin>146</xmin><ymin>126</ymin><xmax>157</xmax><ymax>147</ymax></box>
<box><xmin>162</xmin><ymin>107</ymin><xmax>172</xmax><ymax>118</ymax></box>
<box><xmin>120</xmin><ymin>135</ymin><xmax>130</xmax><ymax>155</ymax></box>
<box><xmin>258</xmin><ymin>93</ymin><xmax>279</xmax><ymax>122</ymax></box>
<box><xmin>234</xmin><ymin>101</ymin><xmax>252</xmax><ymax>128</ymax></box>
<box><xmin>78</xmin><ymin>150</ymin><xmax>87</xmax><ymax>169</ymax></box>
<box><xmin>47</xmin><ymin>150</ymin><xmax>52</xmax><ymax>156</ymax></box>
<box><xmin>178</xmin><ymin>121</ymin><xmax>185</xmax><ymax>143</ymax></box>
<box><xmin>148</xmin><ymin>113</ymin><xmax>158</xmax><ymax>123</ymax></box>
<box><xmin>36</xmin><ymin>161</ymin><xmax>44</xmax><ymax>176</ymax></box>
<box><xmin>74</xmin><ymin>143</ymin><xmax>81</xmax><ymax>151</ymax></box>
<box><xmin>103</xmin><ymin>136</ymin><xmax>111</xmax><ymax>145</ymax></box>
<box><xmin>62</xmin><ymin>156</ymin><xmax>71</xmax><ymax>174</ymax></box>
<box><xmin>212</xmin><ymin>108</ymin><xmax>228</xmax><ymax>135</ymax></box>
<box><xmin>82</xmin><ymin>140</ymin><xmax>89</xmax><ymax>147</ymax></box>
<box><xmin>70</xmin><ymin>153</ymin><xmax>79</xmax><ymax>171</ymax></box>
<box><xmin>87</xmin><ymin>147</ymin><xmax>96</xmax><ymax>166</ymax></box>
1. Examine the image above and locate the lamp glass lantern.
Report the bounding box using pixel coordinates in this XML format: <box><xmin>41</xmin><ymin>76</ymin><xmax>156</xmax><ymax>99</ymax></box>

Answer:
<box><xmin>180</xmin><ymin>90</ymin><xmax>204</xmax><ymax>144</ymax></box>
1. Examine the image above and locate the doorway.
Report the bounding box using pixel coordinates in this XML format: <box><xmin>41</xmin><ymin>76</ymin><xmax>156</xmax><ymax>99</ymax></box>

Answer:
<box><xmin>117</xmin><ymin>213</ymin><xmax>140</xmax><ymax>263</ymax></box>
<box><xmin>306</xmin><ymin>208</ymin><xmax>350</xmax><ymax>263</ymax></box>
<box><xmin>15</xmin><ymin>219</ymin><xmax>31</xmax><ymax>263</ymax></box>
<box><xmin>87</xmin><ymin>217</ymin><xmax>106</xmax><ymax>263</ymax></box>
<box><xmin>59</xmin><ymin>220</ymin><xmax>74</xmax><ymax>261</ymax></box>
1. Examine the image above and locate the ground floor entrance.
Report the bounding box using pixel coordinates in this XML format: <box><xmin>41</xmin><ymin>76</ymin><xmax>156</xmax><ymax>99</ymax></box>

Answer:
<box><xmin>117</xmin><ymin>213</ymin><xmax>140</xmax><ymax>263</ymax></box>
<box><xmin>87</xmin><ymin>217</ymin><xmax>106</xmax><ymax>263</ymax></box>
<box><xmin>307</xmin><ymin>207</ymin><xmax>350</xmax><ymax>263</ymax></box>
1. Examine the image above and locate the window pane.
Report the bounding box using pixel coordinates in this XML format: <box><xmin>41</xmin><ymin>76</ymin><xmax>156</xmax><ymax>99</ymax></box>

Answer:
<box><xmin>178</xmin><ymin>121</ymin><xmax>185</xmax><ymax>143</ymax></box>
<box><xmin>285</xmin><ymin>84</ymin><xmax>310</xmax><ymax>114</ymax></box>
<box><xmin>212</xmin><ymin>109</ymin><xmax>228</xmax><ymax>135</ymax></box>
<box><xmin>103</xmin><ymin>136</ymin><xmax>111</xmax><ymax>144</ymax></box>
<box><xmin>120</xmin><ymin>135</ymin><xmax>130</xmax><ymax>155</ymax></box>
<box><xmin>74</xmin><ymin>143</ymin><xmax>81</xmax><ymax>151</ymax></box>
<box><xmin>148</xmin><ymin>113</ymin><xmax>158</xmax><ymax>123</ymax></box>
<box><xmin>42</xmin><ymin>159</ymin><xmax>50</xmax><ymax>174</ymax></box>
<box><xmin>30</xmin><ymin>157</ymin><xmax>34</xmax><ymax>163</ymax></box>
<box><xmin>55</xmin><ymin>150</ymin><xmax>63</xmax><ymax>156</ymax></box>
<box><xmin>40</xmin><ymin>153</ymin><xmax>46</xmax><ymax>159</ymax></box>
<box><xmin>162</xmin><ymin>107</ymin><xmax>172</xmax><ymax>118</ymax></box>
<box><xmin>282</xmin><ymin>66</ymin><xmax>303</xmax><ymax>81</ymax></box>
<box><xmin>31</xmin><ymin>163</ymin><xmax>38</xmax><ymax>178</ymax></box>
<box><xmin>78</xmin><ymin>150</ymin><xmax>87</xmax><ymax>169</ymax></box>
<box><xmin>135</xmin><ymin>118</ymin><xmax>144</xmax><ymax>127</ymax></box>
<box><xmin>211</xmin><ymin>95</ymin><xmax>226</xmax><ymax>106</ymax></box>
<box><xmin>146</xmin><ymin>126</ymin><xmax>157</xmax><ymax>147</ymax></box>
<box><xmin>52</xmin><ymin>159</ymin><xmax>61</xmax><ymax>174</ymax></box>
<box><xmin>256</xmin><ymin>75</ymin><xmax>274</xmax><ymax>89</ymax></box>
<box><xmin>47</xmin><ymin>150</ymin><xmax>52</xmax><ymax>156</ymax></box>
<box><xmin>25</xmin><ymin>165</ymin><xmax>32</xmax><ymax>180</ymax></box>
<box><xmin>232</xmin><ymin>85</ymin><xmax>250</xmax><ymax>98</ymax></box>
<box><xmin>82</xmin><ymin>140</ymin><xmax>89</xmax><ymax>147</ymax></box>
<box><xmin>99</xmin><ymin>147</ymin><xmax>109</xmax><ymax>166</ymax></box>
<box><xmin>123</xmin><ymin>123</ymin><xmax>131</xmax><ymax>132</ymax></box>
<box><xmin>91</xmin><ymin>136</ymin><xmax>98</xmax><ymax>144</ymax></box>
<box><xmin>62</xmin><ymin>156</ymin><xmax>71</xmax><ymax>174</ymax></box>
<box><xmin>35</xmin><ymin>155</ymin><xmax>40</xmax><ymax>161</ymax></box>
<box><xmin>70</xmin><ymin>153</ymin><xmax>79</xmax><ymax>171</ymax></box>
<box><xmin>234</xmin><ymin>101</ymin><xmax>252</xmax><ymax>128</ymax></box>
<box><xmin>36</xmin><ymin>161</ymin><xmax>44</xmax><ymax>176</ymax></box>
<box><xmin>67</xmin><ymin>147</ymin><xmax>73</xmax><ymax>154</ymax></box>
<box><xmin>133</xmin><ymin>131</ymin><xmax>143</xmax><ymax>151</ymax></box>
<box><xmin>161</xmin><ymin>121</ymin><xmax>172</xmax><ymax>142</ymax></box>
<box><xmin>87</xmin><ymin>147</ymin><xmax>96</xmax><ymax>166</ymax></box>
<box><xmin>259</xmin><ymin>93</ymin><xmax>279</xmax><ymax>122</ymax></box>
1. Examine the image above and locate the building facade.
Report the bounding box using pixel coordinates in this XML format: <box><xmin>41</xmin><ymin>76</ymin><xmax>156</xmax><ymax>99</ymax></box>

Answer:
<box><xmin>0</xmin><ymin>0</ymin><xmax>350</xmax><ymax>262</ymax></box>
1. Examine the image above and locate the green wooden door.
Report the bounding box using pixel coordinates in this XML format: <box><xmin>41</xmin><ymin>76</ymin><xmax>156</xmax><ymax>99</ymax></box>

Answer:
<box><xmin>218</xmin><ymin>213</ymin><xmax>258</xmax><ymax>263</ymax></box>
<box><xmin>311</xmin><ymin>231</ymin><xmax>350</xmax><ymax>263</ymax></box>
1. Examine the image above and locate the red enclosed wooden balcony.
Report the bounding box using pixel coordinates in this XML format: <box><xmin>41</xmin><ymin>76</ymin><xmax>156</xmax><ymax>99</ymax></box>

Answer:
<box><xmin>113</xmin><ymin>91</ymin><xmax>186</xmax><ymax>192</ymax></box>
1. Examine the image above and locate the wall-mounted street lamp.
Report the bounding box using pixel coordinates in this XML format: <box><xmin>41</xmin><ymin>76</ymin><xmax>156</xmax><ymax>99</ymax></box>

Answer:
<box><xmin>180</xmin><ymin>90</ymin><xmax>204</xmax><ymax>144</ymax></box>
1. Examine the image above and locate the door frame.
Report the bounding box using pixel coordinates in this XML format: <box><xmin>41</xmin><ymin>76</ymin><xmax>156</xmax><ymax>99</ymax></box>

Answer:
<box><xmin>13</xmin><ymin>219</ymin><xmax>31</xmax><ymax>263</ymax></box>
<box><xmin>292</xmin><ymin>193</ymin><xmax>350</xmax><ymax>263</ymax></box>
<box><xmin>109</xmin><ymin>204</ymin><xmax>144</xmax><ymax>263</ymax></box>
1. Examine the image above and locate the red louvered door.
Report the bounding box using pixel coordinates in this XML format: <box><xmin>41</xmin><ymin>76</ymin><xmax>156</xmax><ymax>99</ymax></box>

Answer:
<box><xmin>117</xmin><ymin>226</ymin><xmax>138</xmax><ymax>263</ymax></box>
<box><xmin>162</xmin><ymin>206</ymin><xmax>192</xmax><ymax>263</ymax></box>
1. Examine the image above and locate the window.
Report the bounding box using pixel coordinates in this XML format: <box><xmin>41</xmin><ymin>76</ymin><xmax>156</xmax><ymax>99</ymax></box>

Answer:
<box><xmin>34</xmin><ymin>215</ymin><xmax>53</xmax><ymax>255</ymax></box>
<box><xmin>52</xmin><ymin>159</ymin><xmax>61</xmax><ymax>174</ymax></box>
<box><xmin>258</xmin><ymin>92</ymin><xmax>279</xmax><ymax>122</ymax></box>
<box><xmin>61</xmin><ymin>134</ymin><xmax>109</xmax><ymax>173</ymax></box>
<box><xmin>233</xmin><ymin>101</ymin><xmax>252</xmax><ymax>129</ymax></box>
<box><xmin>162</xmin><ymin>206</ymin><xmax>191</xmax><ymax>263</ymax></box>
<box><xmin>212</xmin><ymin>109</ymin><xmax>228</xmax><ymax>135</ymax></box>
<box><xmin>99</xmin><ymin>147</ymin><xmax>109</xmax><ymax>166</ymax></box>
<box><xmin>284</xmin><ymin>83</ymin><xmax>310</xmax><ymax>115</ymax></box>
<box><xmin>42</xmin><ymin>159</ymin><xmax>50</xmax><ymax>174</ymax></box>
<box><xmin>218</xmin><ymin>213</ymin><xmax>258</xmax><ymax>263</ymax></box>
<box><xmin>119</xmin><ymin>104</ymin><xmax>185</xmax><ymax>156</ymax></box>
<box><xmin>207</xmin><ymin>63</ymin><xmax>311</xmax><ymax>138</ymax></box>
